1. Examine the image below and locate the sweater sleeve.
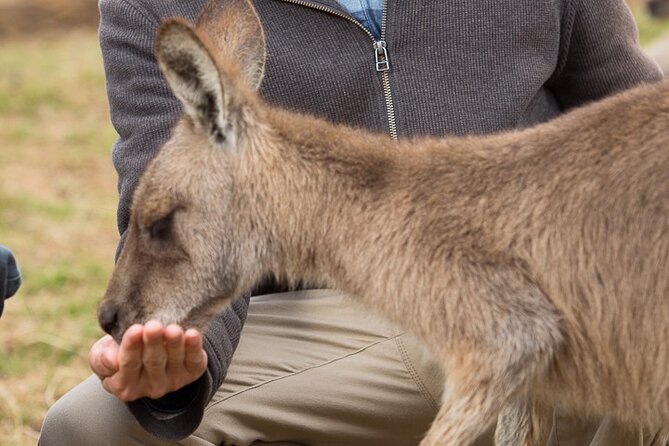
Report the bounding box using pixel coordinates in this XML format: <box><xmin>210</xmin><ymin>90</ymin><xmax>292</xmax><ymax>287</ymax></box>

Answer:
<box><xmin>548</xmin><ymin>0</ymin><xmax>663</xmax><ymax>109</ymax></box>
<box><xmin>0</xmin><ymin>245</ymin><xmax>21</xmax><ymax>318</ymax></box>
<box><xmin>98</xmin><ymin>0</ymin><xmax>249</xmax><ymax>439</ymax></box>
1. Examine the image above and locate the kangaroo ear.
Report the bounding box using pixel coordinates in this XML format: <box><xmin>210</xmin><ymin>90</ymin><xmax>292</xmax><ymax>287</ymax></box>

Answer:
<box><xmin>155</xmin><ymin>19</ymin><xmax>232</xmax><ymax>146</ymax></box>
<box><xmin>197</xmin><ymin>0</ymin><xmax>266</xmax><ymax>90</ymax></box>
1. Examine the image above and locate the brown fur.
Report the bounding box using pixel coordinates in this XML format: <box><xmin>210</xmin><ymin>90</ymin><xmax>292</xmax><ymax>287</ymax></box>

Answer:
<box><xmin>98</xmin><ymin>1</ymin><xmax>669</xmax><ymax>444</ymax></box>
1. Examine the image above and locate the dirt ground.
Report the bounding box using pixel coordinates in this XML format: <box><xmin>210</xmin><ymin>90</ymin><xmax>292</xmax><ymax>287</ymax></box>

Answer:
<box><xmin>0</xmin><ymin>0</ymin><xmax>99</xmax><ymax>38</ymax></box>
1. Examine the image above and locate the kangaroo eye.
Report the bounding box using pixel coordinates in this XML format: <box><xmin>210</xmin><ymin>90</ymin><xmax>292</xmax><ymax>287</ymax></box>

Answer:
<box><xmin>150</xmin><ymin>212</ymin><xmax>174</xmax><ymax>241</ymax></box>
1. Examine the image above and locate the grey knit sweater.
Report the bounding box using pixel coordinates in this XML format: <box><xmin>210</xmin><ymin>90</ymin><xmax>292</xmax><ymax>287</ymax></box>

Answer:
<box><xmin>98</xmin><ymin>0</ymin><xmax>661</xmax><ymax>439</ymax></box>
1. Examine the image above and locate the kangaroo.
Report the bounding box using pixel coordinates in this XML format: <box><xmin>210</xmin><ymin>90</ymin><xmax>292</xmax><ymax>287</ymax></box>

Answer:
<box><xmin>98</xmin><ymin>0</ymin><xmax>669</xmax><ymax>444</ymax></box>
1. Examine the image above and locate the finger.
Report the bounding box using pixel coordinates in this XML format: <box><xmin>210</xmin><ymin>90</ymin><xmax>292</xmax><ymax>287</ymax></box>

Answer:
<box><xmin>89</xmin><ymin>335</ymin><xmax>119</xmax><ymax>378</ymax></box>
<box><xmin>101</xmin><ymin>377</ymin><xmax>138</xmax><ymax>402</ymax></box>
<box><xmin>184</xmin><ymin>329</ymin><xmax>207</xmax><ymax>376</ymax></box>
<box><xmin>142</xmin><ymin>320</ymin><xmax>167</xmax><ymax>372</ymax></box>
<box><xmin>117</xmin><ymin>324</ymin><xmax>144</xmax><ymax>384</ymax></box>
<box><xmin>102</xmin><ymin>345</ymin><xmax>120</xmax><ymax>373</ymax></box>
<box><xmin>142</xmin><ymin>320</ymin><xmax>169</xmax><ymax>397</ymax></box>
<box><xmin>100</xmin><ymin>342</ymin><xmax>120</xmax><ymax>378</ymax></box>
<box><xmin>101</xmin><ymin>374</ymin><xmax>128</xmax><ymax>400</ymax></box>
<box><xmin>101</xmin><ymin>335</ymin><xmax>120</xmax><ymax>372</ymax></box>
<box><xmin>164</xmin><ymin>324</ymin><xmax>185</xmax><ymax>371</ymax></box>
<box><xmin>99</xmin><ymin>327</ymin><xmax>143</xmax><ymax>402</ymax></box>
<box><xmin>100</xmin><ymin>376</ymin><xmax>116</xmax><ymax>395</ymax></box>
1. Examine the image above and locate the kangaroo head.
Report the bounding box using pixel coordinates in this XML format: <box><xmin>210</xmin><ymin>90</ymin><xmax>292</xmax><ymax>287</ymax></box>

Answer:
<box><xmin>98</xmin><ymin>0</ymin><xmax>272</xmax><ymax>340</ymax></box>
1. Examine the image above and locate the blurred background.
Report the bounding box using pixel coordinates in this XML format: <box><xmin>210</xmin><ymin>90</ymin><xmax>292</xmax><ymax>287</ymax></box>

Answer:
<box><xmin>0</xmin><ymin>1</ymin><xmax>667</xmax><ymax>445</ymax></box>
<box><xmin>0</xmin><ymin>1</ymin><xmax>116</xmax><ymax>444</ymax></box>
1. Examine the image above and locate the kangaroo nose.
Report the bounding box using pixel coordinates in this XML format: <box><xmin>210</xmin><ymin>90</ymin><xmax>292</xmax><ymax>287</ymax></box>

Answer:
<box><xmin>98</xmin><ymin>302</ymin><xmax>120</xmax><ymax>336</ymax></box>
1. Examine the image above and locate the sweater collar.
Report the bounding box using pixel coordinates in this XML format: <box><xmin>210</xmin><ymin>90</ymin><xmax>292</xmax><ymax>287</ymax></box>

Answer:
<box><xmin>276</xmin><ymin>0</ymin><xmax>350</xmax><ymax>16</ymax></box>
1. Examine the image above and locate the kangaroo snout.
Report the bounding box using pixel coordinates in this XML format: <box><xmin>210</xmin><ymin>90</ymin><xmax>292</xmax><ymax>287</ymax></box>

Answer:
<box><xmin>98</xmin><ymin>300</ymin><xmax>123</xmax><ymax>342</ymax></box>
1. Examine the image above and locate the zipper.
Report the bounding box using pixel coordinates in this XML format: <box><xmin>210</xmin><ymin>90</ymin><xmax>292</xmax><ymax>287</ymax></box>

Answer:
<box><xmin>376</xmin><ymin>2</ymin><xmax>398</xmax><ymax>140</ymax></box>
<box><xmin>276</xmin><ymin>0</ymin><xmax>399</xmax><ymax>140</ymax></box>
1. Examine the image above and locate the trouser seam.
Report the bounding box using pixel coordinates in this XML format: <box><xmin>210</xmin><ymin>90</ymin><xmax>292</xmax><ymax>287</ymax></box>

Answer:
<box><xmin>206</xmin><ymin>333</ymin><xmax>404</xmax><ymax>410</ymax></box>
<box><xmin>393</xmin><ymin>332</ymin><xmax>440</xmax><ymax>412</ymax></box>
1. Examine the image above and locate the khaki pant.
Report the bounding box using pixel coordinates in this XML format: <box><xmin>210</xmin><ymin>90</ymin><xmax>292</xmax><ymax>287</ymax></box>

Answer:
<box><xmin>40</xmin><ymin>290</ymin><xmax>659</xmax><ymax>446</ymax></box>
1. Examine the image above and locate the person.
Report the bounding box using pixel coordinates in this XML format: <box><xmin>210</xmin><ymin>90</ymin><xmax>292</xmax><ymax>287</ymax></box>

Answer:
<box><xmin>0</xmin><ymin>245</ymin><xmax>21</xmax><ymax>318</ymax></box>
<box><xmin>40</xmin><ymin>0</ymin><xmax>664</xmax><ymax>445</ymax></box>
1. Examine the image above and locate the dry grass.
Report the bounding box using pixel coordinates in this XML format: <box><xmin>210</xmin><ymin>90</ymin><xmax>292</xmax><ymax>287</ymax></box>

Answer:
<box><xmin>0</xmin><ymin>29</ymin><xmax>117</xmax><ymax>445</ymax></box>
<box><xmin>0</xmin><ymin>0</ymin><xmax>99</xmax><ymax>38</ymax></box>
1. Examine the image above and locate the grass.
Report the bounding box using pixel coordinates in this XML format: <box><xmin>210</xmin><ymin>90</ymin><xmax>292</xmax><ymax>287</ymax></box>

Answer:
<box><xmin>0</xmin><ymin>10</ymin><xmax>667</xmax><ymax>446</ymax></box>
<box><xmin>0</xmin><ymin>30</ymin><xmax>118</xmax><ymax>445</ymax></box>
<box><xmin>634</xmin><ymin>8</ymin><xmax>669</xmax><ymax>44</ymax></box>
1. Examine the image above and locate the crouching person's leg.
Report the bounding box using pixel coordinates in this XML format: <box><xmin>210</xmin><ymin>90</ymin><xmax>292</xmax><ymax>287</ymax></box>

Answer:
<box><xmin>39</xmin><ymin>374</ymin><xmax>173</xmax><ymax>446</ymax></box>
<box><xmin>189</xmin><ymin>289</ymin><xmax>452</xmax><ymax>446</ymax></box>
<box><xmin>38</xmin><ymin>372</ymin><xmax>302</xmax><ymax>446</ymax></box>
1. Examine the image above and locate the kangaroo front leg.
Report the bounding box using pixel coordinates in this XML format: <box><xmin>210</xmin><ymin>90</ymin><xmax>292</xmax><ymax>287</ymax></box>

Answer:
<box><xmin>418</xmin><ymin>259</ymin><xmax>564</xmax><ymax>446</ymax></box>
<box><xmin>420</xmin><ymin>352</ymin><xmax>551</xmax><ymax>446</ymax></box>
<box><xmin>419</xmin><ymin>368</ymin><xmax>510</xmax><ymax>446</ymax></box>
<box><xmin>495</xmin><ymin>399</ymin><xmax>553</xmax><ymax>446</ymax></box>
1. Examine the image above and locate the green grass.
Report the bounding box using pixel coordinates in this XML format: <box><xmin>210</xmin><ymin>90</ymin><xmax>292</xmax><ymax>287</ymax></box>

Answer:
<box><xmin>634</xmin><ymin>7</ymin><xmax>669</xmax><ymax>44</ymax></box>
<box><xmin>0</xmin><ymin>193</ymin><xmax>75</xmax><ymax>221</ymax></box>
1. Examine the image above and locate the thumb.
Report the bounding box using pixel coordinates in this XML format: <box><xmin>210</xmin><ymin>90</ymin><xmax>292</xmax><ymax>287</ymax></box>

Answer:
<box><xmin>100</xmin><ymin>348</ymin><xmax>119</xmax><ymax>373</ymax></box>
<box><xmin>89</xmin><ymin>335</ymin><xmax>120</xmax><ymax>378</ymax></box>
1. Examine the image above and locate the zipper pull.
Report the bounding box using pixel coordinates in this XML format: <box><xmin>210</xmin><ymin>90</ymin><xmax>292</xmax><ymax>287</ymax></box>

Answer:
<box><xmin>374</xmin><ymin>40</ymin><xmax>390</xmax><ymax>72</ymax></box>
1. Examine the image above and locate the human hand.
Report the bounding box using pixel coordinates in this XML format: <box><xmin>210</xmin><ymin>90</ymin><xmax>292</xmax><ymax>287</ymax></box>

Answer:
<box><xmin>88</xmin><ymin>320</ymin><xmax>207</xmax><ymax>401</ymax></box>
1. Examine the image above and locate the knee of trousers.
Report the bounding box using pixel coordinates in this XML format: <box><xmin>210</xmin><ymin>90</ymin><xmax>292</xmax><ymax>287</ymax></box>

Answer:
<box><xmin>39</xmin><ymin>375</ymin><xmax>143</xmax><ymax>446</ymax></box>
